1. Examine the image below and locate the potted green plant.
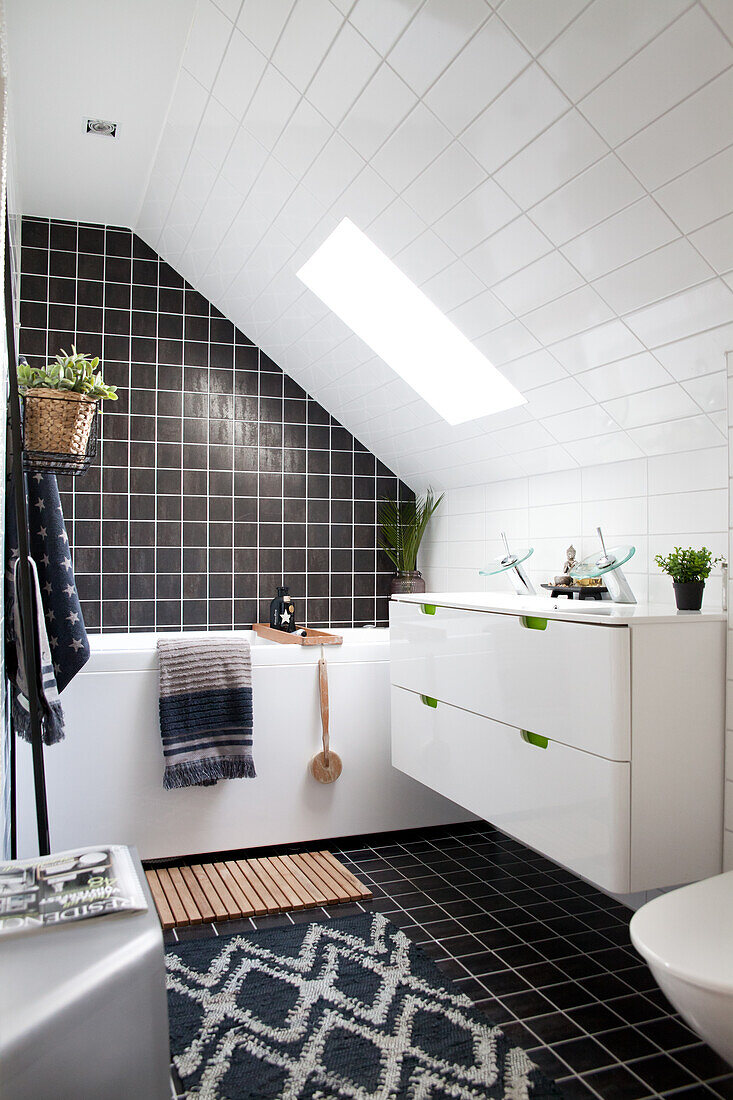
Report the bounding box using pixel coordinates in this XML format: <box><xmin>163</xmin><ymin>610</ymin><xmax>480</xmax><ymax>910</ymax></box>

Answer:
<box><xmin>18</xmin><ymin>346</ymin><xmax>117</xmax><ymax>456</ymax></box>
<box><xmin>654</xmin><ymin>546</ymin><xmax>723</xmax><ymax>611</ymax></box>
<box><xmin>378</xmin><ymin>489</ymin><xmax>443</xmax><ymax>595</ymax></box>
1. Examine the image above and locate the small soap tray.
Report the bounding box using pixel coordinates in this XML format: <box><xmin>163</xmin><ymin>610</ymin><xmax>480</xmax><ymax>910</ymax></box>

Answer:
<box><xmin>253</xmin><ymin>624</ymin><xmax>343</xmax><ymax>647</ymax></box>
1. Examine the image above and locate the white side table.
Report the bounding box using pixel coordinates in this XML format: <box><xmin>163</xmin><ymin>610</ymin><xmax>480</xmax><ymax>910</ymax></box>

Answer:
<box><xmin>0</xmin><ymin>848</ymin><xmax>170</xmax><ymax>1100</ymax></box>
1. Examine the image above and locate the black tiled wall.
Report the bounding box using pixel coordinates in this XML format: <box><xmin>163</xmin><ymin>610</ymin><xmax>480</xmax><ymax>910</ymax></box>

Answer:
<box><xmin>18</xmin><ymin>216</ymin><xmax>406</xmax><ymax>632</ymax></box>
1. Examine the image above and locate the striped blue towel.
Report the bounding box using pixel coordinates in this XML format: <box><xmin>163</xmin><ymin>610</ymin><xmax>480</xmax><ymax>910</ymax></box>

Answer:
<box><xmin>157</xmin><ymin>637</ymin><xmax>256</xmax><ymax>790</ymax></box>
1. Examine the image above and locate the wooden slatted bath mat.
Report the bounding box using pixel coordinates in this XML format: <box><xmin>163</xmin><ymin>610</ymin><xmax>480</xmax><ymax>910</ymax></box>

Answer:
<box><xmin>145</xmin><ymin>850</ymin><xmax>372</xmax><ymax>931</ymax></box>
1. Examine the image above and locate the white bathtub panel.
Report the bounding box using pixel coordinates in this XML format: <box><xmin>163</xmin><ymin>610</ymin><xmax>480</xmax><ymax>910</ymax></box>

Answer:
<box><xmin>75</xmin><ymin>628</ymin><xmax>392</xmax><ymax>674</ymax></box>
<box><xmin>18</xmin><ymin>655</ymin><xmax>470</xmax><ymax>860</ymax></box>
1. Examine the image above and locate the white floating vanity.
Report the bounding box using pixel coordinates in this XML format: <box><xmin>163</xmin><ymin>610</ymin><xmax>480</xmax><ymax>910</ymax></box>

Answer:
<box><xmin>390</xmin><ymin>592</ymin><xmax>726</xmax><ymax>895</ymax></box>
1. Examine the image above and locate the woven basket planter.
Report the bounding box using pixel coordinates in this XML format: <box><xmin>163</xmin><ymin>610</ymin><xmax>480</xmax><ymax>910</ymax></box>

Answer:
<box><xmin>23</xmin><ymin>389</ymin><xmax>97</xmax><ymax>456</ymax></box>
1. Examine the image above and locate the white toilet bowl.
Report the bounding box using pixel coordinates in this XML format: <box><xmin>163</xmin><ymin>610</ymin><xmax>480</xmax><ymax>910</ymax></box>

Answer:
<box><xmin>630</xmin><ymin>870</ymin><xmax>733</xmax><ymax>1067</ymax></box>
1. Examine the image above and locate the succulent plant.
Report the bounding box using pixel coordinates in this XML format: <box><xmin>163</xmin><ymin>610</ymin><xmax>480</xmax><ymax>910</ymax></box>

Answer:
<box><xmin>18</xmin><ymin>346</ymin><xmax>118</xmax><ymax>401</ymax></box>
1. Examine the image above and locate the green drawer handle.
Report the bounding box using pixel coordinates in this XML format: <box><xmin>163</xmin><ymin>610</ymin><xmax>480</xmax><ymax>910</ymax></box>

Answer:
<box><xmin>420</xmin><ymin>695</ymin><xmax>438</xmax><ymax>708</ymax></box>
<box><xmin>520</xmin><ymin>615</ymin><xmax>547</xmax><ymax>630</ymax></box>
<box><xmin>521</xmin><ymin>730</ymin><xmax>548</xmax><ymax>749</ymax></box>
<box><xmin>421</xmin><ymin>604</ymin><xmax>437</xmax><ymax>615</ymax></box>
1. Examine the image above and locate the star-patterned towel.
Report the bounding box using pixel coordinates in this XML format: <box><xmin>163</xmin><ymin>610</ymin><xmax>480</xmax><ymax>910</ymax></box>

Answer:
<box><xmin>6</xmin><ymin>470</ymin><xmax>90</xmax><ymax>743</ymax></box>
<box><xmin>10</xmin><ymin>555</ymin><xmax>65</xmax><ymax>745</ymax></box>
<box><xmin>24</xmin><ymin>471</ymin><xmax>89</xmax><ymax>691</ymax></box>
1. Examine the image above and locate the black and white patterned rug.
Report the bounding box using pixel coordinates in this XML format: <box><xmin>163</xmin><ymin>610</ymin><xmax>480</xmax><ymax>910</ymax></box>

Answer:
<box><xmin>166</xmin><ymin>913</ymin><xmax>561</xmax><ymax>1099</ymax></box>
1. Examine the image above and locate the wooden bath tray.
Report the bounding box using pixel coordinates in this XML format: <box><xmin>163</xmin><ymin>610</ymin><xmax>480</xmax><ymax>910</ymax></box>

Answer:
<box><xmin>253</xmin><ymin>624</ymin><xmax>343</xmax><ymax>646</ymax></box>
<box><xmin>145</xmin><ymin>850</ymin><xmax>371</xmax><ymax>930</ymax></box>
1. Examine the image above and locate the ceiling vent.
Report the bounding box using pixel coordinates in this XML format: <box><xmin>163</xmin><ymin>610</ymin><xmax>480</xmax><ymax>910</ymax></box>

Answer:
<box><xmin>86</xmin><ymin>118</ymin><xmax>117</xmax><ymax>137</ymax></box>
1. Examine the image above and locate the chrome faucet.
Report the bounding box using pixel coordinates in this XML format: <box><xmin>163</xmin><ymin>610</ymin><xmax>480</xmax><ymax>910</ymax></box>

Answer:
<box><xmin>500</xmin><ymin>531</ymin><xmax>536</xmax><ymax>596</ymax></box>
<box><xmin>593</xmin><ymin>526</ymin><xmax>636</xmax><ymax>604</ymax></box>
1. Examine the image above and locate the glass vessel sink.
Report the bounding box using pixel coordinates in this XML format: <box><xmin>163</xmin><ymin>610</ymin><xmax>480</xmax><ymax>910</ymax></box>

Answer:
<box><xmin>571</xmin><ymin>543</ymin><xmax>636</xmax><ymax>604</ymax></box>
<box><xmin>479</xmin><ymin>547</ymin><xmax>534</xmax><ymax>576</ymax></box>
<box><xmin>571</xmin><ymin>544</ymin><xmax>636</xmax><ymax>579</ymax></box>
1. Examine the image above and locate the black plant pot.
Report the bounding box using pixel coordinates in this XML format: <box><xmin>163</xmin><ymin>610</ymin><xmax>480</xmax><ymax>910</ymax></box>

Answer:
<box><xmin>390</xmin><ymin>571</ymin><xmax>426</xmax><ymax>596</ymax></box>
<box><xmin>673</xmin><ymin>580</ymin><xmax>705</xmax><ymax>611</ymax></box>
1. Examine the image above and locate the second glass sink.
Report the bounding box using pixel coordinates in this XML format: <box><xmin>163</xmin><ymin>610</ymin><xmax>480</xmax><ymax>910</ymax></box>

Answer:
<box><xmin>571</xmin><ymin>544</ymin><xmax>635</xmax><ymax>580</ymax></box>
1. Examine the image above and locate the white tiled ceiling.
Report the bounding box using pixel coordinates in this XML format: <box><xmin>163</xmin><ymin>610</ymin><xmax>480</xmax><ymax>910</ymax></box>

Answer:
<box><xmin>12</xmin><ymin>0</ymin><xmax>733</xmax><ymax>490</ymax></box>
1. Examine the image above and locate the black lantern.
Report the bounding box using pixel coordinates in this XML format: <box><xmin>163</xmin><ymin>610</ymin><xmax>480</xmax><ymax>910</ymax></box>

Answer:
<box><xmin>270</xmin><ymin>586</ymin><xmax>297</xmax><ymax>633</ymax></box>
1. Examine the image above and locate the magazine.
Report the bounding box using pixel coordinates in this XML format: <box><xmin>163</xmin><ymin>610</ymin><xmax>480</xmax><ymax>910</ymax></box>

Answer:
<box><xmin>0</xmin><ymin>845</ymin><xmax>148</xmax><ymax>936</ymax></box>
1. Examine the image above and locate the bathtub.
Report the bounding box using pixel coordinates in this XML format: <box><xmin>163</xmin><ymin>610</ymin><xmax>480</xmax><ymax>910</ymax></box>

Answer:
<box><xmin>17</xmin><ymin>628</ymin><xmax>469</xmax><ymax>860</ymax></box>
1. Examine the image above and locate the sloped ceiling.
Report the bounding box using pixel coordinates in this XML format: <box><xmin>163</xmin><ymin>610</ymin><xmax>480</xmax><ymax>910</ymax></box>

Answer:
<box><xmin>8</xmin><ymin>0</ymin><xmax>733</xmax><ymax>489</ymax></box>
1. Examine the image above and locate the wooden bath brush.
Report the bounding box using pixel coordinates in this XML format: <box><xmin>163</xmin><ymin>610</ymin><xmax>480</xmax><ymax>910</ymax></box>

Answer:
<box><xmin>310</xmin><ymin>652</ymin><xmax>342</xmax><ymax>783</ymax></box>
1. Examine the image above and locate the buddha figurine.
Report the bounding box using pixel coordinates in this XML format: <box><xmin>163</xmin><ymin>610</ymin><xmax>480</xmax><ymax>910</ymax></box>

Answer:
<box><xmin>554</xmin><ymin>544</ymin><xmax>577</xmax><ymax>587</ymax></box>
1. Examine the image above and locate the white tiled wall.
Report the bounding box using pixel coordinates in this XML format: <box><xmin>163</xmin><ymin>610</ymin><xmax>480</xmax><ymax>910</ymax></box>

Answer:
<box><xmin>421</xmin><ymin>446</ymin><xmax>728</xmax><ymax>610</ymax></box>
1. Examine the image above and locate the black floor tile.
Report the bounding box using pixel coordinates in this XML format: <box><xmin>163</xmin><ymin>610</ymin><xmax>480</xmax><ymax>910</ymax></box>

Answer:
<box><xmin>581</xmin><ymin>973</ymin><xmax>637</xmax><ymax>1002</ymax></box>
<box><xmin>173</xmin><ymin>923</ymin><xmax>217</xmax><ymax>941</ymax></box>
<box><xmin>661</xmin><ymin>1088</ymin><xmax>720</xmax><ymax>1100</ymax></box>
<box><xmin>435</xmin><ymin>932</ymin><xmax>484</xmax><ymax>958</ymax></box>
<box><xmin>480</xmin><ymin>968</ymin><xmax>532</xmax><ymax>997</ymax></box>
<box><xmin>501</xmin><ymin>988</ymin><xmax>557</xmax><ymax>1019</ymax></box>
<box><xmin>560</xmin><ymin>954</ymin><xmax>606</xmax><ymax>981</ymax></box>
<box><xmin>636</xmin><ymin>1016</ymin><xmax>698</xmax><ymax>1050</ymax></box>
<box><xmin>463</xmin><ymin>949</ymin><xmax>513</xmax><ymax>977</ymax></box>
<box><xmin>629</xmin><ymin>1053</ymin><xmax>696</xmax><ymax>1093</ymax></box>
<box><xmin>544</xmin><ymin>980</ymin><xmax>597</xmax><ymax>1011</ymax></box>
<box><xmin>526</xmin><ymin>1045</ymin><xmax>574</xmax><ymax>1078</ymax></box>
<box><xmin>672</xmin><ymin>1046</ymin><xmax>733</xmax><ymax>1081</ymax></box>
<box><xmin>496</xmin><ymin>942</ymin><xmax>546</xmax><ymax>968</ymax></box>
<box><xmin>553</xmin><ymin>1036</ymin><xmax>618</xmax><ymax>1074</ymax></box>
<box><xmin>568</xmin><ymin>1003</ymin><xmax>627</xmax><ymax>1035</ymax></box>
<box><xmin>250</xmin><ymin>913</ymin><xmax>293</xmax><ymax>930</ymax></box>
<box><xmin>321</xmin><ymin>902</ymin><xmax>362</xmax><ymax>918</ymax></box>
<box><xmin>605</xmin><ymin>993</ymin><xmax>665</xmax><ymax>1025</ymax></box>
<box><xmin>435</xmin><ymin>956</ymin><xmax>470</xmax><ymax>981</ymax></box>
<box><xmin>500</xmin><ymin>1020</ymin><xmax>543</xmax><ymax>1050</ymax></box>
<box><xmin>288</xmin><ymin>907</ymin><xmax>331</xmax><ymax>923</ymax></box>
<box><xmin>553</xmin><ymin>1075</ymin><xmax>601</xmax><ymax>1099</ymax></box>
<box><xmin>528</xmin><ymin>1011</ymin><xmax>585</xmax><ymax>1044</ymax></box>
<box><xmin>596</xmin><ymin>1026</ymin><xmax>658</xmax><ymax>1063</ymax></box>
<box><xmin>214</xmin><ymin>917</ymin><xmax>255</xmax><ymax>934</ymax></box>
<box><xmin>516</xmin><ymin>961</ymin><xmax>568</xmax><ymax>989</ymax></box>
<box><xmin>582</xmin><ymin>1064</ymin><xmax>654</xmax><ymax>1099</ymax></box>
<box><xmin>166</xmin><ymin>822</ymin><xmax>721</xmax><ymax>1100</ymax></box>
<box><xmin>473</xmin><ymin>996</ymin><xmax>515</xmax><ymax>1024</ymax></box>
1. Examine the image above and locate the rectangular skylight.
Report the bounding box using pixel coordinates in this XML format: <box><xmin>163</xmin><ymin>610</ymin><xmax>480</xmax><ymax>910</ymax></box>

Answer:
<box><xmin>296</xmin><ymin>218</ymin><xmax>526</xmax><ymax>425</ymax></box>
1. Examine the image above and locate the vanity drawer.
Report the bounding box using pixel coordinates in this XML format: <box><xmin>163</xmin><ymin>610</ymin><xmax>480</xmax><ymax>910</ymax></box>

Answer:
<box><xmin>391</xmin><ymin>685</ymin><xmax>631</xmax><ymax>894</ymax></box>
<box><xmin>389</xmin><ymin>600</ymin><xmax>630</xmax><ymax>760</ymax></box>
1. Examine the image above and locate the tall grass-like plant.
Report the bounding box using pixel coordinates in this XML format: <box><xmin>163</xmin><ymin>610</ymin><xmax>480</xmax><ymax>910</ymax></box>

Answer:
<box><xmin>378</xmin><ymin>490</ymin><xmax>443</xmax><ymax>573</ymax></box>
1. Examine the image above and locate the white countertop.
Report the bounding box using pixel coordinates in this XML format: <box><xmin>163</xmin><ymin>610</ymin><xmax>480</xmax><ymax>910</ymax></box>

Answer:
<box><xmin>391</xmin><ymin>591</ymin><xmax>727</xmax><ymax>626</ymax></box>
